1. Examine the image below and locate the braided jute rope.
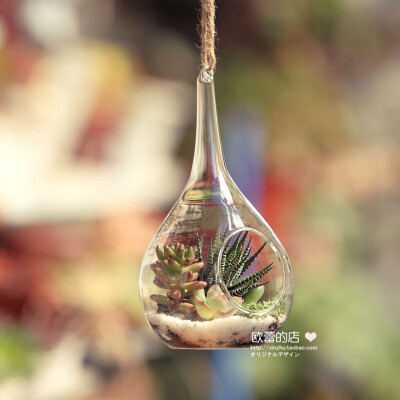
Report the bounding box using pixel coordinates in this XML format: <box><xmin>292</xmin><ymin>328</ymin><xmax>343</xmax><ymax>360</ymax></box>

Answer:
<box><xmin>200</xmin><ymin>0</ymin><xmax>217</xmax><ymax>72</ymax></box>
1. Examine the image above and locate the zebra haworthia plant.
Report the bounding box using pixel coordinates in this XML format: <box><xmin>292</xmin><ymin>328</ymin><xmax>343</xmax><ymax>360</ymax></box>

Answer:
<box><xmin>202</xmin><ymin>229</ymin><xmax>274</xmax><ymax>297</ymax></box>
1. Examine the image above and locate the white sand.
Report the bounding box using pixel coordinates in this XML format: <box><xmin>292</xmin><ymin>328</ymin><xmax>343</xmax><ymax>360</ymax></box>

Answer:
<box><xmin>147</xmin><ymin>313</ymin><xmax>287</xmax><ymax>348</ymax></box>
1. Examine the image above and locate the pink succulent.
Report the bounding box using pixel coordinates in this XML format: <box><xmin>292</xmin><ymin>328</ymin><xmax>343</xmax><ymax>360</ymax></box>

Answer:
<box><xmin>191</xmin><ymin>284</ymin><xmax>243</xmax><ymax>321</ymax></box>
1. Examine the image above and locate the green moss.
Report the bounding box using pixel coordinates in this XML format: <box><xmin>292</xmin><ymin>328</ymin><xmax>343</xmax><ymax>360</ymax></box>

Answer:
<box><xmin>238</xmin><ymin>294</ymin><xmax>287</xmax><ymax>319</ymax></box>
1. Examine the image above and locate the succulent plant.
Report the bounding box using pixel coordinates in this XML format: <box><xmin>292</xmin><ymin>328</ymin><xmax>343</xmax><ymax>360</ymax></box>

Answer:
<box><xmin>150</xmin><ymin>228</ymin><xmax>274</xmax><ymax>321</ymax></box>
<box><xmin>204</xmin><ymin>230</ymin><xmax>274</xmax><ymax>297</ymax></box>
<box><xmin>243</xmin><ymin>285</ymin><xmax>265</xmax><ymax>304</ymax></box>
<box><xmin>191</xmin><ymin>284</ymin><xmax>243</xmax><ymax>320</ymax></box>
<box><xmin>150</xmin><ymin>243</ymin><xmax>207</xmax><ymax>318</ymax></box>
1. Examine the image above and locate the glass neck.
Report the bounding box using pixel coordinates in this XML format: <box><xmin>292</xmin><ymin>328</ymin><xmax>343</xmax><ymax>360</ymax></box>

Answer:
<box><xmin>187</xmin><ymin>70</ymin><xmax>228</xmax><ymax>188</ymax></box>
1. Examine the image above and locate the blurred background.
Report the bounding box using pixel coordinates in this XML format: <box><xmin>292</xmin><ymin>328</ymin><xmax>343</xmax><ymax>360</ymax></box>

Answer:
<box><xmin>0</xmin><ymin>0</ymin><xmax>399</xmax><ymax>399</ymax></box>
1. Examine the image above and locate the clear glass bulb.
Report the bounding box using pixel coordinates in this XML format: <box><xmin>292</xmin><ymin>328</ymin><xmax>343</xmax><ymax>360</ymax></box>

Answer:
<box><xmin>139</xmin><ymin>69</ymin><xmax>293</xmax><ymax>349</ymax></box>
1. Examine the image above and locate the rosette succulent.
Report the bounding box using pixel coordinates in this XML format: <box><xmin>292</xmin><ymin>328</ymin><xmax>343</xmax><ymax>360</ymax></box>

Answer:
<box><xmin>191</xmin><ymin>284</ymin><xmax>243</xmax><ymax>320</ymax></box>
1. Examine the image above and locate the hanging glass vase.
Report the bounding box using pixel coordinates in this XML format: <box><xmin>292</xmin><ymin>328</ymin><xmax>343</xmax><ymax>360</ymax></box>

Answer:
<box><xmin>139</xmin><ymin>69</ymin><xmax>294</xmax><ymax>349</ymax></box>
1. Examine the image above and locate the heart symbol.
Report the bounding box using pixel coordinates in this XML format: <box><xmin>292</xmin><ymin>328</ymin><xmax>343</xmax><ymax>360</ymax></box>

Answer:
<box><xmin>305</xmin><ymin>332</ymin><xmax>317</xmax><ymax>342</ymax></box>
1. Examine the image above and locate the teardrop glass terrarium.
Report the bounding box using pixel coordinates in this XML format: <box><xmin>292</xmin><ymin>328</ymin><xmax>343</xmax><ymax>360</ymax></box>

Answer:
<box><xmin>139</xmin><ymin>69</ymin><xmax>293</xmax><ymax>349</ymax></box>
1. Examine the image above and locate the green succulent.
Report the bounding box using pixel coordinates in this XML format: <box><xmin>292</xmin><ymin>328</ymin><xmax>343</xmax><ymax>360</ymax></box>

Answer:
<box><xmin>191</xmin><ymin>284</ymin><xmax>243</xmax><ymax>320</ymax></box>
<box><xmin>203</xmin><ymin>230</ymin><xmax>274</xmax><ymax>297</ymax></box>
<box><xmin>150</xmin><ymin>243</ymin><xmax>207</xmax><ymax>318</ymax></box>
<box><xmin>243</xmin><ymin>285</ymin><xmax>265</xmax><ymax>303</ymax></box>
